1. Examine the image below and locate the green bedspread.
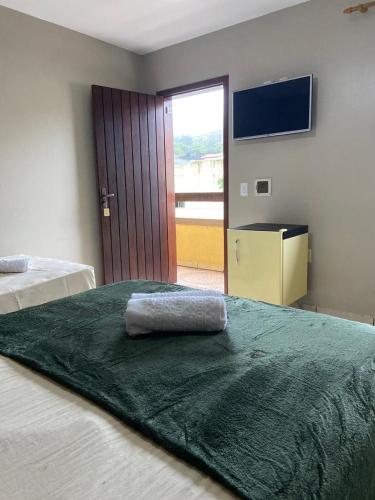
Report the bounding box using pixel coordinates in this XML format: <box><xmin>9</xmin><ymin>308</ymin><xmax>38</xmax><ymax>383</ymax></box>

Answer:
<box><xmin>1</xmin><ymin>280</ymin><xmax>375</xmax><ymax>499</ymax></box>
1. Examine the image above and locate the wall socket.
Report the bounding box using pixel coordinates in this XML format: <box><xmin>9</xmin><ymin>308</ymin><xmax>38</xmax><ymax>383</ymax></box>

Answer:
<box><xmin>240</xmin><ymin>183</ymin><xmax>248</xmax><ymax>196</ymax></box>
<box><xmin>255</xmin><ymin>178</ymin><xmax>272</xmax><ymax>196</ymax></box>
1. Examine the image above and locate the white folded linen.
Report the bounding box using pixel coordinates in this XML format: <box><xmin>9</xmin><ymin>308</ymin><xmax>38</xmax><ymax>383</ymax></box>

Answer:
<box><xmin>126</xmin><ymin>295</ymin><xmax>227</xmax><ymax>336</ymax></box>
<box><xmin>0</xmin><ymin>255</ymin><xmax>30</xmax><ymax>273</ymax></box>
<box><xmin>0</xmin><ymin>256</ymin><xmax>96</xmax><ymax>314</ymax></box>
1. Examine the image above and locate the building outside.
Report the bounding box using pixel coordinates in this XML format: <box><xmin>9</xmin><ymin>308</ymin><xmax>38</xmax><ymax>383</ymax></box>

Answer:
<box><xmin>175</xmin><ymin>153</ymin><xmax>224</xmax><ymax>220</ymax></box>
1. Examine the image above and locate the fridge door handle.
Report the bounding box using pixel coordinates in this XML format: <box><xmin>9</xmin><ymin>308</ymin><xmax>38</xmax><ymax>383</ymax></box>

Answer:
<box><xmin>235</xmin><ymin>238</ymin><xmax>240</xmax><ymax>264</ymax></box>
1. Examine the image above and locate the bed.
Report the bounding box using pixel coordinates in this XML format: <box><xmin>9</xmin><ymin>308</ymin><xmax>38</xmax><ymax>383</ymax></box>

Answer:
<box><xmin>0</xmin><ymin>256</ymin><xmax>96</xmax><ymax>314</ymax></box>
<box><xmin>0</xmin><ymin>357</ymin><xmax>231</xmax><ymax>500</ymax></box>
<box><xmin>1</xmin><ymin>280</ymin><xmax>375</xmax><ymax>499</ymax></box>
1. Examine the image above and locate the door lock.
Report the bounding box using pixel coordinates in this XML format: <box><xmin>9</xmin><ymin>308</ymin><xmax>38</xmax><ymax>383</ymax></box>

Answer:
<box><xmin>100</xmin><ymin>187</ymin><xmax>115</xmax><ymax>217</ymax></box>
<box><xmin>100</xmin><ymin>187</ymin><xmax>115</xmax><ymax>208</ymax></box>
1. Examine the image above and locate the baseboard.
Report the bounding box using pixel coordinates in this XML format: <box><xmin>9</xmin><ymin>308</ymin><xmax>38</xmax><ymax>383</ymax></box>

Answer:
<box><xmin>177</xmin><ymin>262</ymin><xmax>224</xmax><ymax>272</ymax></box>
<box><xmin>294</xmin><ymin>303</ymin><xmax>374</xmax><ymax>326</ymax></box>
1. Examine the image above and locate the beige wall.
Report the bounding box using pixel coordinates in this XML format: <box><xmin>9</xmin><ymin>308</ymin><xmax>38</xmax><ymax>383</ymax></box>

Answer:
<box><xmin>142</xmin><ymin>0</ymin><xmax>375</xmax><ymax>315</ymax></box>
<box><xmin>0</xmin><ymin>5</ymin><xmax>142</xmax><ymax>284</ymax></box>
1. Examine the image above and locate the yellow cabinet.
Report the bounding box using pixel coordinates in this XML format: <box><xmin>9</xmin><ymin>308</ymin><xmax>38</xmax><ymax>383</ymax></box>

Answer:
<box><xmin>227</xmin><ymin>223</ymin><xmax>308</xmax><ymax>305</ymax></box>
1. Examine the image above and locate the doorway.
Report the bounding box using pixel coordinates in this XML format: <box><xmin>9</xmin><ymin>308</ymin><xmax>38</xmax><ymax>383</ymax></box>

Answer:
<box><xmin>158</xmin><ymin>76</ymin><xmax>229</xmax><ymax>293</ymax></box>
<box><xmin>92</xmin><ymin>78</ymin><xmax>227</xmax><ymax>290</ymax></box>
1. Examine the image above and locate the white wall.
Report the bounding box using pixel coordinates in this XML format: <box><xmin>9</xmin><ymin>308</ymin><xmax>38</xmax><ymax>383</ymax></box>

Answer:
<box><xmin>0</xmin><ymin>5</ymin><xmax>142</xmax><ymax>284</ymax></box>
<box><xmin>142</xmin><ymin>0</ymin><xmax>375</xmax><ymax>315</ymax></box>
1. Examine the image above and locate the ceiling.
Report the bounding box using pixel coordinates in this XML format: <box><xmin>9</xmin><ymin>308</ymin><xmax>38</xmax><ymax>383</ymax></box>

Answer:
<box><xmin>0</xmin><ymin>0</ymin><xmax>309</xmax><ymax>54</ymax></box>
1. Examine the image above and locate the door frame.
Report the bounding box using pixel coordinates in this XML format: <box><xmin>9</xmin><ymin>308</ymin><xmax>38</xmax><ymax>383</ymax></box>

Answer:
<box><xmin>157</xmin><ymin>75</ymin><xmax>229</xmax><ymax>293</ymax></box>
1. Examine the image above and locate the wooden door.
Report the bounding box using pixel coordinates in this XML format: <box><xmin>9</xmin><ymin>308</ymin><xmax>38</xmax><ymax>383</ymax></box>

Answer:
<box><xmin>92</xmin><ymin>85</ymin><xmax>176</xmax><ymax>285</ymax></box>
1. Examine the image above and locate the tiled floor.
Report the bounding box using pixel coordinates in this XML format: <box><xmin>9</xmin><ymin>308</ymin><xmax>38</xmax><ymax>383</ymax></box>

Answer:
<box><xmin>177</xmin><ymin>266</ymin><xmax>224</xmax><ymax>292</ymax></box>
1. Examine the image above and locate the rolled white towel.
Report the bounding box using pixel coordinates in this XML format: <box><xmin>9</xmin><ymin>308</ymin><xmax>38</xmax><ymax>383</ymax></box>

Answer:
<box><xmin>131</xmin><ymin>290</ymin><xmax>222</xmax><ymax>300</ymax></box>
<box><xmin>0</xmin><ymin>255</ymin><xmax>30</xmax><ymax>273</ymax></box>
<box><xmin>126</xmin><ymin>296</ymin><xmax>227</xmax><ymax>337</ymax></box>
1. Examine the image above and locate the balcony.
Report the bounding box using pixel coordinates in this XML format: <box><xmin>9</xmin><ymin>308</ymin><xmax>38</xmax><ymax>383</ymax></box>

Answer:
<box><xmin>177</xmin><ymin>266</ymin><xmax>224</xmax><ymax>293</ymax></box>
<box><xmin>175</xmin><ymin>192</ymin><xmax>224</xmax><ymax>291</ymax></box>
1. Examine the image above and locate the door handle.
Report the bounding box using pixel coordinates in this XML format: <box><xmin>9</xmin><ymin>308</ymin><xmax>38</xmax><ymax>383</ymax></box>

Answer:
<box><xmin>235</xmin><ymin>238</ymin><xmax>239</xmax><ymax>264</ymax></box>
<box><xmin>100</xmin><ymin>188</ymin><xmax>115</xmax><ymax>208</ymax></box>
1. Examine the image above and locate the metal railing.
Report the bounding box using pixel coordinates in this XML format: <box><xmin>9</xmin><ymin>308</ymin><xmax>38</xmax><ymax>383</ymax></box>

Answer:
<box><xmin>175</xmin><ymin>192</ymin><xmax>224</xmax><ymax>203</ymax></box>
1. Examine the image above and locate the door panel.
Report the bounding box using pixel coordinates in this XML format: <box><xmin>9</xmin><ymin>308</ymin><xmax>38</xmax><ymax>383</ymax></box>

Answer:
<box><xmin>227</xmin><ymin>230</ymin><xmax>282</xmax><ymax>304</ymax></box>
<box><xmin>139</xmin><ymin>93</ymin><xmax>154</xmax><ymax>281</ymax></box>
<box><xmin>130</xmin><ymin>92</ymin><xmax>146</xmax><ymax>280</ymax></box>
<box><xmin>102</xmin><ymin>87</ymin><xmax>122</xmax><ymax>282</ymax></box>
<box><xmin>147</xmin><ymin>95</ymin><xmax>162</xmax><ymax>281</ymax></box>
<box><xmin>92</xmin><ymin>85</ymin><xmax>176</xmax><ymax>284</ymax></box>
<box><xmin>121</xmin><ymin>90</ymin><xmax>138</xmax><ymax>280</ymax></box>
<box><xmin>155</xmin><ymin>96</ymin><xmax>169</xmax><ymax>283</ymax></box>
<box><xmin>92</xmin><ymin>87</ymin><xmax>113</xmax><ymax>284</ymax></box>
<box><xmin>112</xmin><ymin>89</ymin><xmax>130</xmax><ymax>281</ymax></box>
<box><xmin>164</xmin><ymin>97</ymin><xmax>177</xmax><ymax>283</ymax></box>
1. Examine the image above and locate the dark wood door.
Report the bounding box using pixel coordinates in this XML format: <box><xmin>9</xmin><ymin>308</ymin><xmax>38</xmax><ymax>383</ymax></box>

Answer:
<box><xmin>92</xmin><ymin>85</ymin><xmax>176</xmax><ymax>285</ymax></box>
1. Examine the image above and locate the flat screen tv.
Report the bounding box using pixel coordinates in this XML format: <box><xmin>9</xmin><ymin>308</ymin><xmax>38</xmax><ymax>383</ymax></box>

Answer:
<box><xmin>233</xmin><ymin>75</ymin><xmax>312</xmax><ymax>140</ymax></box>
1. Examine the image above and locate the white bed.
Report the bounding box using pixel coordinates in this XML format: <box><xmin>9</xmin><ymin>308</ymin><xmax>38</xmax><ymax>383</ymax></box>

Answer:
<box><xmin>0</xmin><ymin>356</ymin><xmax>232</xmax><ymax>500</ymax></box>
<box><xmin>0</xmin><ymin>257</ymin><xmax>96</xmax><ymax>314</ymax></box>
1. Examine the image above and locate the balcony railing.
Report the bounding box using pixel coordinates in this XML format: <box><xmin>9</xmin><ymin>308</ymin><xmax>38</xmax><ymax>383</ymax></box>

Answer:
<box><xmin>175</xmin><ymin>192</ymin><xmax>224</xmax><ymax>272</ymax></box>
<box><xmin>175</xmin><ymin>192</ymin><xmax>224</xmax><ymax>203</ymax></box>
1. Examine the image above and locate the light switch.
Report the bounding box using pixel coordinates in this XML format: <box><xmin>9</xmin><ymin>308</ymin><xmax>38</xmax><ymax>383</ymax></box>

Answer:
<box><xmin>240</xmin><ymin>183</ymin><xmax>248</xmax><ymax>197</ymax></box>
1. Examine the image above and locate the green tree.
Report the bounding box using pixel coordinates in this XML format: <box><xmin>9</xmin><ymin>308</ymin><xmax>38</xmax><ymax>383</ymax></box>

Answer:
<box><xmin>174</xmin><ymin>130</ymin><xmax>223</xmax><ymax>161</ymax></box>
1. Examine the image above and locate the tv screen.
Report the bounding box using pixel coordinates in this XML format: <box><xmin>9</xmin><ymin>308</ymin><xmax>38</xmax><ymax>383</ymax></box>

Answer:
<box><xmin>233</xmin><ymin>75</ymin><xmax>312</xmax><ymax>140</ymax></box>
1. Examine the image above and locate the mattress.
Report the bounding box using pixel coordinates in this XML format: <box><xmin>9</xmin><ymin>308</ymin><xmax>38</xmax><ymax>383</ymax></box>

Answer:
<box><xmin>0</xmin><ymin>355</ymin><xmax>232</xmax><ymax>500</ymax></box>
<box><xmin>0</xmin><ymin>256</ymin><xmax>96</xmax><ymax>314</ymax></box>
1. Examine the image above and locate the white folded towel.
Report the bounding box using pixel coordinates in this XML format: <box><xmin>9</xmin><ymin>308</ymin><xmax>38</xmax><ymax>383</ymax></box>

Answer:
<box><xmin>126</xmin><ymin>295</ymin><xmax>227</xmax><ymax>337</ymax></box>
<box><xmin>131</xmin><ymin>290</ymin><xmax>222</xmax><ymax>300</ymax></box>
<box><xmin>0</xmin><ymin>255</ymin><xmax>30</xmax><ymax>273</ymax></box>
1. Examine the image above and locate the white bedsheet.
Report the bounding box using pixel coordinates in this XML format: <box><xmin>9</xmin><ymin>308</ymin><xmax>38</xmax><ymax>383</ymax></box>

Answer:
<box><xmin>0</xmin><ymin>356</ymin><xmax>233</xmax><ymax>500</ymax></box>
<box><xmin>0</xmin><ymin>257</ymin><xmax>96</xmax><ymax>314</ymax></box>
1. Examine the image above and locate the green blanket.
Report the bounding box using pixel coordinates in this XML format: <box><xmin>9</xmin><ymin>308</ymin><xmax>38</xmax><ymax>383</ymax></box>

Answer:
<box><xmin>1</xmin><ymin>280</ymin><xmax>375</xmax><ymax>499</ymax></box>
